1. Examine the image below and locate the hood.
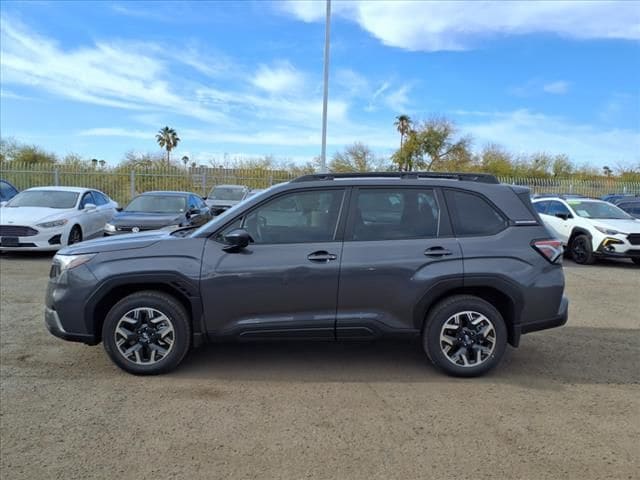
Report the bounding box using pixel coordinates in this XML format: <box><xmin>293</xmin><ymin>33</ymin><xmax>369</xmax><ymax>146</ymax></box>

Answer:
<box><xmin>0</xmin><ymin>206</ymin><xmax>74</xmax><ymax>226</ymax></box>
<box><xmin>206</xmin><ymin>199</ymin><xmax>238</xmax><ymax>208</ymax></box>
<box><xmin>589</xmin><ymin>218</ymin><xmax>640</xmax><ymax>234</ymax></box>
<box><xmin>109</xmin><ymin>211</ymin><xmax>185</xmax><ymax>228</ymax></box>
<box><xmin>59</xmin><ymin>230</ymin><xmax>173</xmax><ymax>255</ymax></box>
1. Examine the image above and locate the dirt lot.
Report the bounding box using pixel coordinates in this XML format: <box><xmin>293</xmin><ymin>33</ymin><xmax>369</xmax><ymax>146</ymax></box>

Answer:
<box><xmin>0</xmin><ymin>254</ymin><xmax>638</xmax><ymax>480</ymax></box>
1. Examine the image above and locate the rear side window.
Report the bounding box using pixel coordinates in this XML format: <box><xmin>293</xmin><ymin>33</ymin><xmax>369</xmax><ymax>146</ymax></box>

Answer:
<box><xmin>547</xmin><ymin>201</ymin><xmax>571</xmax><ymax>217</ymax></box>
<box><xmin>349</xmin><ymin>188</ymin><xmax>442</xmax><ymax>241</ymax></box>
<box><xmin>0</xmin><ymin>181</ymin><xmax>18</xmax><ymax>201</ymax></box>
<box><xmin>445</xmin><ymin>190</ymin><xmax>507</xmax><ymax>236</ymax></box>
<box><xmin>533</xmin><ymin>201</ymin><xmax>550</xmax><ymax>214</ymax></box>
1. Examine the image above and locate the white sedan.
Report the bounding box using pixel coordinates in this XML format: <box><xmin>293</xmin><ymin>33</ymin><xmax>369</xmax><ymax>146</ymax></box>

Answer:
<box><xmin>0</xmin><ymin>186</ymin><xmax>118</xmax><ymax>251</ymax></box>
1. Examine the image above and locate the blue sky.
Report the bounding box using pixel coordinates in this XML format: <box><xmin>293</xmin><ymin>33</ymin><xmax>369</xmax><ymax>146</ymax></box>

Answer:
<box><xmin>1</xmin><ymin>0</ymin><xmax>639</xmax><ymax>167</ymax></box>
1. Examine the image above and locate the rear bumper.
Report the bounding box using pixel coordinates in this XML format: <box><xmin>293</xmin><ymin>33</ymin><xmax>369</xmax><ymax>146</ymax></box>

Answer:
<box><xmin>514</xmin><ymin>295</ymin><xmax>568</xmax><ymax>343</ymax></box>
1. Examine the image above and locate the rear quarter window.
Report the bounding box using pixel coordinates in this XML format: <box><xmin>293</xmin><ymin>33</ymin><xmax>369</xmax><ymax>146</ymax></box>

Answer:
<box><xmin>445</xmin><ymin>189</ymin><xmax>508</xmax><ymax>236</ymax></box>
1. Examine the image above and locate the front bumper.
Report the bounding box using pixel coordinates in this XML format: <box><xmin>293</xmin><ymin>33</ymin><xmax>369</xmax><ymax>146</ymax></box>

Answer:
<box><xmin>594</xmin><ymin>235</ymin><xmax>640</xmax><ymax>259</ymax></box>
<box><xmin>0</xmin><ymin>227</ymin><xmax>65</xmax><ymax>251</ymax></box>
<box><xmin>45</xmin><ymin>306</ymin><xmax>97</xmax><ymax>344</ymax></box>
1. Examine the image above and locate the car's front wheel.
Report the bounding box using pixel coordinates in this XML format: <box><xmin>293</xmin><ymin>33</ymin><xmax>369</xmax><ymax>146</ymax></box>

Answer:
<box><xmin>102</xmin><ymin>291</ymin><xmax>191</xmax><ymax>375</ymax></box>
<box><xmin>423</xmin><ymin>295</ymin><xmax>507</xmax><ymax>377</ymax></box>
<box><xmin>68</xmin><ymin>225</ymin><xmax>82</xmax><ymax>245</ymax></box>
<box><xmin>570</xmin><ymin>234</ymin><xmax>595</xmax><ymax>265</ymax></box>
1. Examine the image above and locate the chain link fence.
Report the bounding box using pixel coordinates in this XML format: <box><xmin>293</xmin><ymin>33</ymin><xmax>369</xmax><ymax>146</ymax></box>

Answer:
<box><xmin>1</xmin><ymin>163</ymin><xmax>639</xmax><ymax>205</ymax></box>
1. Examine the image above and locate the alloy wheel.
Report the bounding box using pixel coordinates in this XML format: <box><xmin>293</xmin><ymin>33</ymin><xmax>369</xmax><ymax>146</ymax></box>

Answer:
<box><xmin>114</xmin><ymin>307</ymin><xmax>175</xmax><ymax>365</ymax></box>
<box><xmin>439</xmin><ymin>311</ymin><xmax>496</xmax><ymax>367</ymax></box>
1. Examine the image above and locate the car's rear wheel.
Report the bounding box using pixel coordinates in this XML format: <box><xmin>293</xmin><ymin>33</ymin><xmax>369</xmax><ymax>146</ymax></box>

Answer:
<box><xmin>423</xmin><ymin>295</ymin><xmax>507</xmax><ymax>377</ymax></box>
<box><xmin>570</xmin><ymin>234</ymin><xmax>595</xmax><ymax>265</ymax></box>
<box><xmin>68</xmin><ymin>225</ymin><xmax>82</xmax><ymax>245</ymax></box>
<box><xmin>102</xmin><ymin>291</ymin><xmax>191</xmax><ymax>375</ymax></box>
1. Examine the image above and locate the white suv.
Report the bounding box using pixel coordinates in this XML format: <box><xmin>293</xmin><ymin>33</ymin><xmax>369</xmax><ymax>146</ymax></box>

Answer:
<box><xmin>532</xmin><ymin>196</ymin><xmax>640</xmax><ymax>265</ymax></box>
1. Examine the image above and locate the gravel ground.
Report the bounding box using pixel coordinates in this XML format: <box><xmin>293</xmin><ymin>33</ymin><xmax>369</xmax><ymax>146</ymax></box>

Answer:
<box><xmin>1</xmin><ymin>253</ymin><xmax>639</xmax><ymax>480</ymax></box>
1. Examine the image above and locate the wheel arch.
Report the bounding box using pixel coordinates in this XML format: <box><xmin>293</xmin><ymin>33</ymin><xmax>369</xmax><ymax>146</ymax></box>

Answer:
<box><xmin>86</xmin><ymin>274</ymin><xmax>204</xmax><ymax>345</ymax></box>
<box><xmin>415</xmin><ymin>277</ymin><xmax>522</xmax><ymax>347</ymax></box>
<box><xmin>568</xmin><ymin>226</ymin><xmax>592</xmax><ymax>245</ymax></box>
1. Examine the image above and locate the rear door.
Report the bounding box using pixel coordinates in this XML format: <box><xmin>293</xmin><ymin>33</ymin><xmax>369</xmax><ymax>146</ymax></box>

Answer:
<box><xmin>336</xmin><ymin>187</ymin><xmax>463</xmax><ymax>338</ymax></box>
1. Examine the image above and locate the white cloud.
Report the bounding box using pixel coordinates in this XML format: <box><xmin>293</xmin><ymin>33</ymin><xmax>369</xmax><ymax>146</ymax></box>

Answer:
<box><xmin>543</xmin><ymin>81</ymin><xmax>570</xmax><ymax>94</ymax></box>
<box><xmin>459</xmin><ymin>109</ymin><xmax>640</xmax><ymax>165</ymax></box>
<box><xmin>251</xmin><ymin>61</ymin><xmax>306</xmax><ymax>95</ymax></box>
<box><xmin>280</xmin><ymin>0</ymin><xmax>640</xmax><ymax>51</ymax></box>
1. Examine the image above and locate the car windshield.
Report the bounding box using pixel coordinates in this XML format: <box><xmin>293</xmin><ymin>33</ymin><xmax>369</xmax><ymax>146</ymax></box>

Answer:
<box><xmin>6</xmin><ymin>190</ymin><xmax>78</xmax><ymax>209</ymax></box>
<box><xmin>208</xmin><ymin>186</ymin><xmax>245</xmax><ymax>201</ymax></box>
<box><xmin>567</xmin><ymin>200</ymin><xmax>632</xmax><ymax>220</ymax></box>
<box><xmin>125</xmin><ymin>195</ymin><xmax>186</xmax><ymax>213</ymax></box>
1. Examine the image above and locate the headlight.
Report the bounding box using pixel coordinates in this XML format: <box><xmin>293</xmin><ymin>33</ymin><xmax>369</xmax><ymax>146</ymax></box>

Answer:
<box><xmin>36</xmin><ymin>219</ymin><xmax>68</xmax><ymax>228</ymax></box>
<box><xmin>160</xmin><ymin>224</ymin><xmax>181</xmax><ymax>231</ymax></box>
<box><xmin>594</xmin><ymin>226</ymin><xmax>626</xmax><ymax>235</ymax></box>
<box><xmin>53</xmin><ymin>253</ymin><xmax>96</xmax><ymax>272</ymax></box>
<box><xmin>105</xmin><ymin>223</ymin><xmax>116</xmax><ymax>232</ymax></box>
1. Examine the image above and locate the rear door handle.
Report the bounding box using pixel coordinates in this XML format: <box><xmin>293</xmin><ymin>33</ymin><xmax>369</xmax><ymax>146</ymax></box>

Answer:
<box><xmin>424</xmin><ymin>246</ymin><xmax>453</xmax><ymax>257</ymax></box>
<box><xmin>307</xmin><ymin>251</ymin><xmax>338</xmax><ymax>263</ymax></box>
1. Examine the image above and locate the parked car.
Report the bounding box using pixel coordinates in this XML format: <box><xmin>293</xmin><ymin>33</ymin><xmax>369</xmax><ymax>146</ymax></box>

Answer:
<box><xmin>532</xmin><ymin>193</ymin><xmax>587</xmax><ymax>200</ymax></box>
<box><xmin>205</xmin><ymin>184</ymin><xmax>250</xmax><ymax>215</ymax></box>
<box><xmin>616</xmin><ymin>200</ymin><xmax>640</xmax><ymax>219</ymax></box>
<box><xmin>247</xmin><ymin>188</ymin><xmax>265</xmax><ymax>198</ymax></box>
<box><xmin>532</xmin><ymin>196</ymin><xmax>640</xmax><ymax>265</ymax></box>
<box><xmin>105</xmin><ymin>191</ymin><xmax>211</xmax><ymax>235</ymax></box>
<box><xmin>0</xmin><ymin>186</ymin><xmax>117</xmax><ymax>251</ymax></box>
<box><xmin>0</xmin><ymin>179</ymin><xmax>19</xmax><ymax>203</ymax></box>
<box><xmin>601</xmin><ymin>193</ymin><xmax>639</xmax><ymax>204</ymax></box>
<box><xmin>45</xmin><ymin>172</ymin><xmax>568</xmax><ymax>377</ymax></box>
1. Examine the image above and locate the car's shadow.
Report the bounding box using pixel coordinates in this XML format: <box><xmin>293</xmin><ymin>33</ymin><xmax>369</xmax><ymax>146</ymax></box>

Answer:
<box><xmin>0</xmin><ymin>251</ymin><xmax>55</xmax><ymax>260</ymax></box>
<box><xmin>563</xmin><ymin>258</ymin><xmax>638</xmax><ymax>269</ymax></box>
<box><xmin>171</xmin><ymin>326</ymin><xmax>639</xmax><ymax>388</ymax></box>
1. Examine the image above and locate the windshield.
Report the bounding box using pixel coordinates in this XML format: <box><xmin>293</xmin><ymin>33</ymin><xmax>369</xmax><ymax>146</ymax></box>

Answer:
<box><xmin>125</xmin><ymin>195</ymin><xmax>186</xmax><ymax>213</ymax></box>
<box><xmin>208</xmin><ymin>186</ymin><xmax>245</xmax><ymax>201</ymax></box>
<box><xmin>567</xmin><ymin>201</ymin><xmax>632</xmax><ymax>220</ymax></box>
<box><xmin>6</xmin><ymin>190</ymin><xmax>78</xmax><ymax>209</ymax></box>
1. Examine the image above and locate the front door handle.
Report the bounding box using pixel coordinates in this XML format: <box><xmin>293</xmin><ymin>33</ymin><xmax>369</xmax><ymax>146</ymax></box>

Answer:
<box><xmin>307</xmin><ymin>251</ymin><xmax>338</xmax><ymax>263</ymax></box>
<box><xmin>424</xmin><ymin>246</ymin><xmax>453</xmax><ymax>257</ymax></box>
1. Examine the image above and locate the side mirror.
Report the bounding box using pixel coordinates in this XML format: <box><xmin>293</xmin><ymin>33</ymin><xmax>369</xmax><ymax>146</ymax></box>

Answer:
<box><xmin>222</xmin><ymin>228</ymin><xmax>252</xmax><ymax>252</ymax></box>
<box><xmin>555</xmin><ymin>212</ymin><xmax>571</xmax><ymax>220</ymax></box>
<box><xmin>116</xmin><ymin>207</ymin><xmax>123</xmax><ymax>212</ymax></box>
<box><xmin>84</xmin><ymin>203</ymin><xmax>96</xmax><ymax>211</ymax></box>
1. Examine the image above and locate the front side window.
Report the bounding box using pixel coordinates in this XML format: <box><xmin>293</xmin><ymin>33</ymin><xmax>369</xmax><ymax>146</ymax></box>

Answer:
<box><xmin>80</xmin><ymin>192</ymin><xmax>96</xmax><ymax>208</ymax></box>
<box><xmin>242</xmin><ymin>189</ymin><xmax>345</xmax><ymax>244</ymax></box>
<box><xmin>445</xmin><ymin>190</ymin><xmax>507</xmax><ymax>236</ymax></box>
<box><xmin>349</xmin><ymin>188</ymin><xmax>441</xmax><ymax>241</ymax></box>
<box><xmin>533</xmin><ymin>201</ymin><xmax>550</xmax><ymax>214</ymax></box>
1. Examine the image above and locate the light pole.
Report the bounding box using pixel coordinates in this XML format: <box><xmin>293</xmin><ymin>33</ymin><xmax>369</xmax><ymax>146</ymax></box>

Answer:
<box><xmin>319</xmin><ymin>0</ymin><xmax>331</xmax><ymax>173</ymax></box>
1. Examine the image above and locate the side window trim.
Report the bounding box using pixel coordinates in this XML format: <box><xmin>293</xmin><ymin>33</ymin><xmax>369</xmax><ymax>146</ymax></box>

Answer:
<box><xmin>442</xmin><ymin>188</ymin><xmax>509</xmax><ymax>238</ymax></box>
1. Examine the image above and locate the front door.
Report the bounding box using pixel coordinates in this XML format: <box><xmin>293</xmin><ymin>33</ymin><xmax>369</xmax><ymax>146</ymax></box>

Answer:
<box><xmin>200</xmin><ymin>188</ymin><xmax>347</xmax><ymax>339</ymax></box>
<box><xmin>336</xmin><ymin>187</ymin><xmax>463</xmax><ymax>337</ymax></box>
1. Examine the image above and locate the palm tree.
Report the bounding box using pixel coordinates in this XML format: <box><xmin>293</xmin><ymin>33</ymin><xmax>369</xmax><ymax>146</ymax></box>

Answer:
<box><xmin>91</xmin><ymin>158</ymin><xmax>98</xmax><ymax>169</ymax></box>
<box><xmin>98</xmin><ymin>159</ymin><xmax>106</xmax><ymax>168</ymax></box>
<box><xmin>603</xmin><ymin>166</ymin><xmax>612</xmax><ymax>177</ymax></box>
<box><xmin>181</xmin><ymin>155</ymin><xmax>190</xmax><ymax>168</ymax></box>
<box><xmin>394</xmin><ymin>114</ymin><xmax>412</xmax><ymax>151</ymax></box>
<box><xmin>155</xmin><ymin>126</ymin><xmax>180</xmax><ymax>165</ymax></box>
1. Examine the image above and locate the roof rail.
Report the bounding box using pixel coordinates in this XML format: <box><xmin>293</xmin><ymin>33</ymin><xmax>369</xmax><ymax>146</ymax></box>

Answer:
<box><xmin>291</xmin><ymin>172</ymin><xmax>499</xmax><ymax>184</ymax></box>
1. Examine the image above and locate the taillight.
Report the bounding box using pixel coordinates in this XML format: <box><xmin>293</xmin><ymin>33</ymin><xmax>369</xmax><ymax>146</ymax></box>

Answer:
<box><xmin>532</xmin><ymin>239</ymin><xmax>563</xmax><ymax>263</ymax></box>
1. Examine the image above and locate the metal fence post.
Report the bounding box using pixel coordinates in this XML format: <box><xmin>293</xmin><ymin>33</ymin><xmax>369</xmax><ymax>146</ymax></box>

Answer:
<box><xmin>54</xmin><ymin>168</ymin><xmax>60</xmax><ymax>186</ymax></box>
<box><xmin>202</xmin><ymin>169</ymin><xmax>207</xmax><ymax>196</ymax></box>
<box><xmin>130</xmin><ymin>170</ymin><xmax>135</xmax><ymax>199</ymax></box>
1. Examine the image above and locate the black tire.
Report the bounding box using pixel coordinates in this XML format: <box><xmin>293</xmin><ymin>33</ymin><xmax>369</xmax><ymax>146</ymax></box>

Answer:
<box><xmin>570</xmin><ymin>234</ymin><xmax>595</xmax><ymax>265</ymax></box>
<box><xmin>102</xmin><ymin>291</ymin><xmax>191</xmax><ymax>375</ymax></box>
<box><xmin>423</xmin><ymin>295</ymin><xmax>507</xmax><ymax>377</ymax></box>
<box><xmin>632</xmin><ymin>258</ymin><xmax>640</xmax><ymax>266</ymax></box>
<box><xmin>68</xmin><ymin>225</ymin><xmax>82</xmax><ymax>245</ymax></box>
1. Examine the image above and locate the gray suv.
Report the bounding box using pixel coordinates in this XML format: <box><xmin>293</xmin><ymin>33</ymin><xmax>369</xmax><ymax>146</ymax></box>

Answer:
<box><xmin>45</xmin><ymin>173</ymin><xmax>568</xmax><ymax>377</ymax></box>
